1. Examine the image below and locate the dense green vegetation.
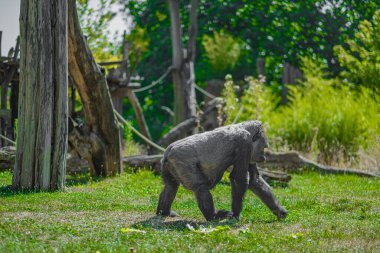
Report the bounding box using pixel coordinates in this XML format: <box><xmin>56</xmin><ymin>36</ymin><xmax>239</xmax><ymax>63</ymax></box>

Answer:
<box><xmin>221</xmin><ymin>11</ymin><xmax>380</xmax><ymax>165</ymax></box>
<box><xmin>222</xmin><ymin>58</ymin><xmax>380</xmax><ymax>164</ymax></box>
<box><xmin>80</xmin><ymin>1</ymin><xmax>379</xmax><ymax>143</ymax></box>
<box><xmin>0</xmin><ymin>170</ymin><xmax>379</xmax><ymax>252</ymax></box>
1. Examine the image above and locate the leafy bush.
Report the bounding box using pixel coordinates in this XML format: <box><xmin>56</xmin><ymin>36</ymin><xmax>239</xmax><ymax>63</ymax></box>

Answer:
<box><xmin>277</xmin><ymin>59</ymin><xmax>379</xmax><ymax>162</ymax></box>
<box><xmin>334</xmin><ymin>10</ymin><xmax>380</xmax><ymax>94</ymax></box>
<box><xmin>202</xmin><ymin>31</ymin><xmax>242</xmax><ymax>73</ymax></box>
<box><xmin>221</xmin><ymin>59</ymin><xmax>380</xmax><ymax>163</ymax></box>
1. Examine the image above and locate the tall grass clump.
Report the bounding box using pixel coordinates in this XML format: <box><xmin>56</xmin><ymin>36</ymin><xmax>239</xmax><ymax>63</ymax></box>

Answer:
<box><xmin>221</xmin><ymin>74</ymin><xmax>278</xmax><ymax>126</ymax></box>
<box><xmin>123</xmin><ymin>122</ymin><xmax>142</xmax><ymax>156</ymax></box>
<box><xmin>277</xmin><ymin>58</ymin><xmax>379</xmax><ymax>162</ymax></box>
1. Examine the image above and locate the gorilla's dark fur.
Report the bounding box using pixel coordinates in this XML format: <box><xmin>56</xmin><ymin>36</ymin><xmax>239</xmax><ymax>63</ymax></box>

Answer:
<box><xmin>156</xmin><ymin>121</ymin><xmax>288</xmax><ymax>221</ymax></box>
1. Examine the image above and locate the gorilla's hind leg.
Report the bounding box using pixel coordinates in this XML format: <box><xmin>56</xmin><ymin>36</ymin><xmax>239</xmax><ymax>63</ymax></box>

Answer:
<box><xmin>156</xmin><ymin>169</ymin><xmax>179</xmax><ymax>217</ymax></box>
<box><xmin>194</xmin><ymin>185</ymin><xmax>217</xmax><ymax>221</ymax></box>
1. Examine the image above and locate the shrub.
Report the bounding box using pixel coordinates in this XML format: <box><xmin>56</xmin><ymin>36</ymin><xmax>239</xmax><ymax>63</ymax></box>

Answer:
<box><xmin>221</xmin><ymin>59</ymin><xmax>379</xmax><ymax>163</ymax></box>
<box><xmin>276</xmin><ymin>58</ymin><xmax>379</xmax><ymax>162</ymax></box>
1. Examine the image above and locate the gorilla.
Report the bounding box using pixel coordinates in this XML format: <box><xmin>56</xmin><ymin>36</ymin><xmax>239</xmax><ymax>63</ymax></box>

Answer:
<box><xmin>156</xmin><ymin>121</ymin><xmax>288</xmax><ymax>221</ymax></box>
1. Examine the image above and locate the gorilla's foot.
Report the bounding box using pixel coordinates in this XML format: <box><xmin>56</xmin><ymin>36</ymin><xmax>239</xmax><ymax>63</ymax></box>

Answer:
<box><xmin>213</xmin><ymin>210</ymin><xmax>230</xmax><ymax>220</ymax></box>
<box><xmin>275</xmin><ymin>208</ymin><xmax>288</xmax><ymax>219</ymax></box>
<box><xmin>168</xmin><ymin>211</ymin><xmax>179</xmax><ymax>217</ymax></box>
<box><xmin>226</xmin><ymin>212</ymin><xmax>241</xmax><ymax>221</ymax></box>
<box><xmin>157</xmin><ymin>210</ymin><xmax>179</xmax><ymax>218</ymax></box>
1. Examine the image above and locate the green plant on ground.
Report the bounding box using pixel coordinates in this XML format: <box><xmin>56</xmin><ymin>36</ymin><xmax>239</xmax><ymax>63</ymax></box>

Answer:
<box><xmin>123</xmin><ymin>121</ymin><xmax>142</xmax><ymax>156</ymax></box>
<box><xmin>221</xmin><ymin>74</ymin><xmax>240</xmax><ymax>125</ymax></box>
<box><xmin>0</xmin><ymin>170</ymin><xmax>379</xmax><ymax>252</ymax></box>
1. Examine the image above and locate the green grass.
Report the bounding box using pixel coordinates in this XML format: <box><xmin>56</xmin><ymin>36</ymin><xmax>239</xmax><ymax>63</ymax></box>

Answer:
<box><xmin>0</xmin><ymin>170</ymin><xmax>379</xmax><ymax>252</ymax></box>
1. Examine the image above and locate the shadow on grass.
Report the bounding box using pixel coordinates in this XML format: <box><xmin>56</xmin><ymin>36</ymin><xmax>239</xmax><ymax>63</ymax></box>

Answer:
<box><xmin>66</xmin><ymin>173</ymin><xmax>98</xmax><ymax>187</ymax></box>
<box><xmin>132</xmin><ymin>215</ymin><xmax>241</xmax><ymax>231</ymax></box>
<box><xmin>0</xmin><ymin>173</ymin><xmax>102</xmax><ymax>197</ymax></box>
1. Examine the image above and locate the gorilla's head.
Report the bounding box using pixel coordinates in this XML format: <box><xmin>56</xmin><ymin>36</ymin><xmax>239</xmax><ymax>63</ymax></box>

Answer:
<box><xmin>250</xmin><ymin>127</ymin><xmax>269</xmax><ymax>162</ymax></box>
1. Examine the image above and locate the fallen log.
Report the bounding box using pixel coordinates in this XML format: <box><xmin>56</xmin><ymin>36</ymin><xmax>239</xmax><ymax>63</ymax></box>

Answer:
<box><xmin>261</xmin><ymin>151</ymin><xmax>379</xmax><ymax>177</ymax></box>
<box><xmin>0</xmin><ymin>146</ymin><xmax>16</xmax><ymax>170</ymax></box>
<box><xmin>1</xmin><ymin>147</ymin><xmax>378</xmax><ymax>178</ymax></box>
<box><xmin>123</xmin><ymin>154</ymin><xmax>292</xmax><ymax>183</ymax></box>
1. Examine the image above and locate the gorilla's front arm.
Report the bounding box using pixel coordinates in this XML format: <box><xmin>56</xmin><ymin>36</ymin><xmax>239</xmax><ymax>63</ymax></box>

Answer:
<box><xmin>156</xmin><ymin>121</ymin><xmax>287</xmax><ymax>221</ymax></box>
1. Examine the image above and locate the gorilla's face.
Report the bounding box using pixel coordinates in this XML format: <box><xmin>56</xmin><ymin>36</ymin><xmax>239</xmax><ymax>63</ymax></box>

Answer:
<box><xmin>251</xmin><ymin>129</ymin><xmax>269</xmax><ymax>162</ymax></box>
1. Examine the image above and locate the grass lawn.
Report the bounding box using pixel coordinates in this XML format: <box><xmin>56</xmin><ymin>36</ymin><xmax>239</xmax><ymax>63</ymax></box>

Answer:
<box><xmin>0</xmin><ymin>170</ymin><xmax>379</xmax><ymax>252</ymax></box>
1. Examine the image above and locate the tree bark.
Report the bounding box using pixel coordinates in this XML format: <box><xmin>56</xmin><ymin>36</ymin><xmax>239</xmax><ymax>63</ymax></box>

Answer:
<box><xmin>67</xmin><ymin>0</ymin><xmax>122</xmax><ymax>176</ymax></box>
<box><xmin>168</xmin><ymin>0</ymin><xmax>197</xmax><ymax>125</ymax></box>
<box><xmin>13</xmin><ymin>0</ymin><xmax>68</xmax><ymax>190</ymax></box>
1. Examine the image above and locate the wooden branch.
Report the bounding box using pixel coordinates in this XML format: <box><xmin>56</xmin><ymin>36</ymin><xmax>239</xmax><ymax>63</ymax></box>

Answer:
<box><xmin>98</xmin><ymin>60</ymin><xmax>124</xmax><ymax>66</ymax></box>
<box><xmin>158</xmin><ymin>117</ymin><xmax>196</xmax><ymax>147</ymax></box>
<box><xmin>127</xmin><ymin>89</ymin><xmax>152</xmax><ymax>140</ymax></box>
<box><xmin>158</xmin><ymin>98</ymin><xmax>221</xmax><ymax>147</ymax></box>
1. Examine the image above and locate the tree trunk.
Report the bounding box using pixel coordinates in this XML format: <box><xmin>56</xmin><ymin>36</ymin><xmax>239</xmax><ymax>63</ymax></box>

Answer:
<box><xmin>168</xmin><ymin>0</ymin><xmax>197</xmax><ymax>125</ymax></box>
<box><xmin>256</xmin><ymin>58</ymin><xmax>265</xmax><ymax>77</ymax></box>
<box><xmin>67</xmin><ymin>0</ymin><xmax>122</xmax><ymax>176</ymax></box>
<box><xmin>13</xmin><ymin>0</ymin><xmax>68</xmax><ymax>190</ymax></box>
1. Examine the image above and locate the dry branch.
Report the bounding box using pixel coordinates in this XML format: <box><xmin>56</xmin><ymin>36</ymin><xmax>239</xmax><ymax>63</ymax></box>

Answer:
<box><xmin>158</xmin><ymin>98</ymin><xmax>221</xmax><ymax>147</ymax></box>
<box><xmin>67</xmin><ymin>0</ymin><xmax>121</xmax><ymax>176</ymax></box>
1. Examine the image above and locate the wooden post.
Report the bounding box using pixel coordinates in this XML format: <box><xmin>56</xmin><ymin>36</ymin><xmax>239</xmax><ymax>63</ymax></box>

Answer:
<box><xmin>9</xmin><ymin>80</ymin><xmax>18</xmax><ymax>141</ymax></box>
<box><xmin>0</xmin><ymin>37</ymin><xmax>19</xmax><ymax>146</ymax></box>
<box><xmin>256</xmin><ymin>58</ymin><xmax>265</xmax><ymax>77</ymax></box>
<box><xmin>282</xmin><ymin>63</ymin><xmax>303</xmax><ymax>105</ymax></box>
<box><xmin>13</xmin><ymin>0</ymin><xmax>68</xmax><ymax>190</ymax></box>
<box><xmin>168</xmin><ymin>0</ymin><xmax>197</xmax><ymax>125</ymax></box>
<box><xmin>281</xmin><ymin>62</ymin><xmax>290</xmax><ymax>104</ymax></box>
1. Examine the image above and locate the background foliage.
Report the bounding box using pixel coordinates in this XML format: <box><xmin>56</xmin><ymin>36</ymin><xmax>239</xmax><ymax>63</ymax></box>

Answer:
<box><xmin>76</xmin><ymin>1</ymin><xmax>379</xmax><ymax>166</ymax></box>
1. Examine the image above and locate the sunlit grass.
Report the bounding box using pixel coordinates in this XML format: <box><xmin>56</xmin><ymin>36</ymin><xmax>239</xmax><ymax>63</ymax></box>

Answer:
<box><xmin>0</xmin><ymin>170</ymin><xmax>379</xmax><ymax>252</ymax></box>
